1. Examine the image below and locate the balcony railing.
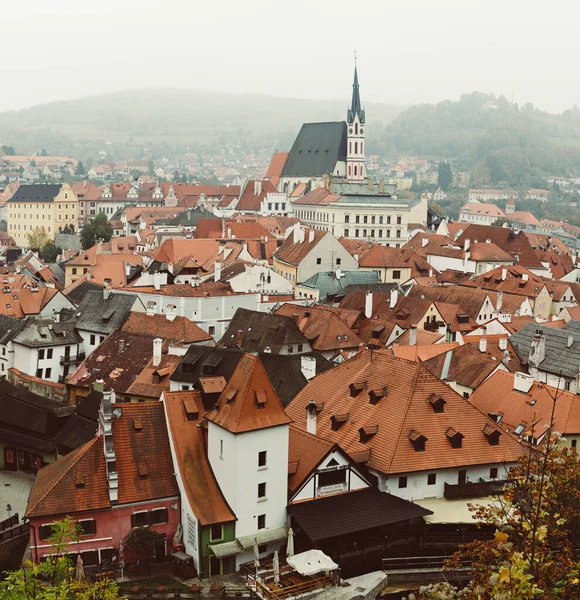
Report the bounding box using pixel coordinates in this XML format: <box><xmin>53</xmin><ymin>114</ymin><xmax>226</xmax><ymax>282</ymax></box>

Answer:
<box><xmin>60</xmin><ymin>352</ymin><xmax>86</xmax><ymax>365</ymax></box>
<box><xmin>423</xmin><ymin>321</ymin><xmax>443</xmax><ymax>332</ymax></box>
<box><xmin>444</xmin><ymin>479</ymin><xmax>508</xmax><ymax>499</ymax></box>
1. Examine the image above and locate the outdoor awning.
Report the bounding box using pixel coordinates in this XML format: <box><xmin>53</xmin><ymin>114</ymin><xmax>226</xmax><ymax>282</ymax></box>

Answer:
<box><xmin>288</xmin><ymin>488</ymin><xmax>432</xmax><ymax>542</ymax></box>
<box><xmin>210</xmin><ymin>540</ymin><xmax>242</xmax><ymax>558</ymax></box>
<box><xmin>171</xmin><ymin>551</ymin><xmax>193</xmax><ymax>561</ymax></box>
<box><xmin>287</xmin><ymin>550</ymin><xmax>338</xmax><ymax>576</ymax></box>
<box><xmin>238</xmin><ymin>526</ymin><xmax>289</xmax><ymax>549</ymax></box>
<box><xmin>413</xmin><ymin>497</ymin><xmax>496</xmax><ymax>524</ymax></box>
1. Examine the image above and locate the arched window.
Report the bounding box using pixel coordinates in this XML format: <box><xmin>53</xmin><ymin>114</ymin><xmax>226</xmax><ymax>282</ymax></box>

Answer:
<box><xmin>354</xmin><ymin>166</ymin><xmax>358</xmax><ymax>176</ymax></box>
<box><xmin>361</xmin><ymin>142</ymin><xmax>364</xmax><ymax>154</ymax></box>
<box><xmin>349</xmin><ymin>142</ymin><xmax>352</xmax><ymax>154</ymax></box>
<box><xmin>355</xmin><ymin>123</ymin><xmax>358</xmax><ymax>135</ymax></box>
<box><xmin>355</xmin><ymin>142</ymin><xmax>358</xmax><ymax>154</ymax></box>
<box><xmin>348</xmin><ymin>165</ymin><xmax>351</xmax><ymax>176</ymax></box>
<box><xmin>283</xmin><ymin>182</ymin><xmax>288</xmax><ymax>192</ymax></box>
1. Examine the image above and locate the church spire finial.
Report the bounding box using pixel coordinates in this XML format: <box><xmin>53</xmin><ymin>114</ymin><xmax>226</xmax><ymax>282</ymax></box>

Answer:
<box><xmin>348</xmin><ymin>56</ymin><xmax>364</xmax><ymax>125</ymax></box>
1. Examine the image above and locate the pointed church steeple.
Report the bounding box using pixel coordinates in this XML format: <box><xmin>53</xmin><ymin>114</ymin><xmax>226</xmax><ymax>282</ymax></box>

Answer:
<box><xmin>347</xmin><ymin>64</ymin><xmax>365</xmax><ymax>125</ymax></box>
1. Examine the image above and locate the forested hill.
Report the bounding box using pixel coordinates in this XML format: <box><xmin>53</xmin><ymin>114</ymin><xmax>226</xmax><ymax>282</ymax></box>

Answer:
<box><xmin>0</xmin><ymin>89</ymin><xmax>403</xmax><ymax>157</ymax></box>
<box><xmin>372</xmin><ymin>92</ymin><xmax>580</xmax><ymax>187</ymax></box>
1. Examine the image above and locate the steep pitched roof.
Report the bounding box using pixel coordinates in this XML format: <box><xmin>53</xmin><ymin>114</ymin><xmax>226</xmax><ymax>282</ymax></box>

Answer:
<box><xmin>10</xmin><ymin>184</ymin><xmax>62</xmax><ymax>203</ymax></box>
<box><xmin>163</xmin><ymin>391</ymin><xmax>236</xmax><ymax>525</ymax></box>
<box><xmin>274</xmin><ymin>228</ymin><xmax>326</xmax><ymax>266</ymax></box>
<box><xmin>75</xmin><ymin>291</ymin><xmax>139</xmax><ymax>334</ymax></box>
<box><xmin>281</xmin><ymin>122</ymin><xmax>347</xmax><ymax>178</ymax></box>
<box><xmin>121</xmin><ymin>311</ymin><xmax>212</xmax><ymax>343</ymax></box>
<box><xmin>288</xmin><ymin>425</ymin><xmax>335</xmax><ymax>494</ymax></box>
<box><xmin>469</xmin><ymin>371</ymin><xmax>580</xmax><ymax>439</ymax></box>
<box><xmin>286</xmin><ymin>350</ymin><xmax>524</xmax><ymax>475</ymax></box>
<box><xmin>205</xmin><ymin>353</ymin><xmax>292</xmax><ymax>433</ymax></box>
<box><xmin>265</xmin><ymin>152</ymin><xmax>289</xmax><ymax>186</ymax></box>
<box><xmin>26</xmin><ymin>437</ymin><xmax>108</xmax><ymax>518</ymax></box>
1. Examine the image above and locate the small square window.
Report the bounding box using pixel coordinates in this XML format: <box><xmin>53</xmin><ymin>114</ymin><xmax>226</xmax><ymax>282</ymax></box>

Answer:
<box><xmin>257</xmin><ymin>514</ymin><xmax>266</xmax><ymax>529</ymax></box>
<box><xmin>36</xmin><ymin>368</ymin><xmax>43</xmax><ymax>378</ymax></box>
<box><xmin>208</xmin><ymin>326</ymin><xmax>215</xmax><ymax>336</ymax></box>
<box><xmin>45</xmin><ymin>368</ymin><xmax>52</xmax><ymax>379</ymax></box>
<box><xmin>258</xmin><ymin>451</ymin><xmax>267</xmax><ymax>467</ymax></box>
<box><xmin>47</xmin><ymin>349</ymin><xmax>53</xmax><ymax>359</ymax></box>
<box><xmin>490</xmin><ymin>467</ymin><xmax>498</xmax><ymax>479</ymax></box>
<box><xmin>210</xmin><ymin>524</ymin><xmax>223</xmax><ymax>541</ymax></box>
<box><xmin>316</xmin><ymin>258</ymin><xmax>322</xmax><ymax>265</ymax></box>
<box><xmin>90</xmin><ymin>334</ymin><xmax>95</xmax><ymax>345</ymax></box>
<box><xmin>427</xmin><ymin>473</ymin><xmax>436</xmax><ymax>485</ymax></box>
<box><xmin>38</xmin><ymin>349</ymin><xmax>45</xmax><ymax>360</ymax></box>
<box><xmin>398</xmin><ymin>476</ymin><xmax>407</xmax><ymax>489</ymax></box>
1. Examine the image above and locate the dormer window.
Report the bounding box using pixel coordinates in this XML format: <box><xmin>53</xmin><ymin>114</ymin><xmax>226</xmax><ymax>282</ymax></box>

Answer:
<box><xmin>138</xmin><ymin>461</ymin><xmax>148</xmax><ymax>479</ymax></box>
<box><xmin>369</xmin><ymin>387</ymin><xmax>387</xmax><ymax>405</ymax></box>
<box><xmin>483</xmin><ymin>423</ymin><xmax>501</xmax><ymax>446</ymax></box>
<box><xmin>446</xmin><ymin>427</ymin><xmax>464</xmax><ymax>448</ymax></box>
<box><xmin>225</xmin><ymin>389</ymin><xmax>237</xmax><ymax>404</ymax></box>
<box><xmin>331</xmin><ymin>413</ymin><xmax>349</xmax><ymax>431</ymax></box>
<box><xmin>256</xmin><ymin>391</ymin><xmax>267</xmax><ymax>408</ymax></box>
<box><xmin>359</xmin><ymin>425</ymin><xmax>378</xmax><ymax>444</ymax></box>
<box><xmin>349</xmin><ymin>382</ymin><xmax>365</xmax><ymax>397</ymax></box>
<box><xmin>409</xmin><ymin>429</ymin><xmax>427</xmax><ymax>452</ymax></box>
<box><xmin>428</xmin><ymin>393</ymin><xmax>446</xmax><ymax>413</ymax></box>
<box><xmin>133</xmin><ymin>420</ymin><xmax>143</xmax><ymax>432</ymax></box>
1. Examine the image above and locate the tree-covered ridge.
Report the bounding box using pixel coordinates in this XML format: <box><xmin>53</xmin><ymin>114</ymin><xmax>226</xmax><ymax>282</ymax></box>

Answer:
<box><xmin>375</xmin><ymin>92</ymin><xmax>580</xmax><ymax>187</ymax></box>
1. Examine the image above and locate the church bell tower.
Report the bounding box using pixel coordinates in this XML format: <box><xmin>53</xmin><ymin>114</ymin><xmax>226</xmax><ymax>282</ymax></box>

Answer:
<box><xmin>346</xmin><ymin>60</ymin><xmax>366</xmax><ymax>182</ymax></box>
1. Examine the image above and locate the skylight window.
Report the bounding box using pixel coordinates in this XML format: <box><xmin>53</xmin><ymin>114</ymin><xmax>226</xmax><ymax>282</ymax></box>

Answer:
<box><xmin>514</xmin><ymin>424</ymin><xmax>525</xmax><ymax>435</ymax></box>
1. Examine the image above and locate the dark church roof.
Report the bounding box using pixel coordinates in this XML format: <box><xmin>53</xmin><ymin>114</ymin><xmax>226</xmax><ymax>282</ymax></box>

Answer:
<box><xmin>10</xmin><ymin>184</ymin><xmax>62</xmax><ymax>203</ymax></box>
<box><xmin>281</xmin><ymin>122</ymin><xmax>347</xmax><ymax>179</ymax></box>
<box><xmin>347</xmin><ymin>65</ymin><xmax>365</xmax><ymax>124</ymax></box>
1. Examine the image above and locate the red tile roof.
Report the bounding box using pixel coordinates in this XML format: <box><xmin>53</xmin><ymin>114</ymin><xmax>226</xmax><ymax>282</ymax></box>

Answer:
<box><xmin>274</xmin><ymin>228</ymin><xmax>326</xmax><ymax>266</ymax></box>
<box><xmin>286</xmin><ymin>350</ymin><xmax>525</xmax><ymax>475</ymax></box>
<box><xmin>266</xmin><ymin>152</ymin><xmax>289</xmax><ymax>187</ymax></box>
<box><xmin>163</xmin><ymin>390</ymin><xmax>236</xmax><ymax>525</ymax></box>
<box><xmin>288</xmin><ymin>425</ymin><xmax>334</xmax><ymax>494</ymax></box>
<box><xmin>236</xmin><ymin>180</ymin><xmax>278</xmax><ymax>212</ymax></box>
<box><xmin>121</xmin><ymin>312</ymin><xmax>213</xmax><ymax>343</ymax></box>
<box><xmin>206</xmin><ymin>353</ymin><xmax>292</xmax><ymax>433</ymax></box>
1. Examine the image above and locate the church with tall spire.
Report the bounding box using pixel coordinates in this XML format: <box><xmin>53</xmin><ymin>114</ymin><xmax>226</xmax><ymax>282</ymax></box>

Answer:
<box><xmin>277</xmin><ymin>62</ymin><xmax>370</xmax><ymax>192</ymax></box>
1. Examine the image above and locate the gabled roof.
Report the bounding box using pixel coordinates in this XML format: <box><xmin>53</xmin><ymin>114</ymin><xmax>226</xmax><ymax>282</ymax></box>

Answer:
<box><xmin>288</xmin><ymin>425</ymin><xmax>335</xmax><ymax>494</ymax></box>
<box><xmin>14</xmin><ymin>317</ymin><xmax>83</xmax><ymax>348</ymax></box>
<box><xmin>339</xmin><ymin>239</ymin><xmax>409</xmax><ymax>269</ymax></box>
<box><xmin>274</xmin><ymin>303</ymin><xmax>363</xmax><ymax>351</ymax></box>
<box><xmin>265</xmin><ymin>152</ymin><xmax>289</xmax><ymax>186</ymax></box>
<box><xmin>469</xmin><ymin>371</ymin><xmax>580</xmax><ymax>439</ymax></box>
<box><xmin>205</xmin><ymin>353</ymin><xmax>292</xmax><ymax>433</ymax></box>
<box><xmin>281</xmin><ymin>122</ymin><xmax>347</xmax><ymax>178</ymax></box>
<box><xmin>236</xmin><ymin>180</ymin><xmax>278</xmax><ymax>212</ymax></box>
<box><xmin>121</xmin><ymin>311</ymin><xmax>213</xmax><ymax>343</ymax></box>
<box><xmin>274</xmin><ymin>228</ymin><xmax>326</xmax><ymax>267</ymax></box>
<box><xmin>163</xmin><ymin>390</ymin><xmax>236</xmax><ymax>525</ymax></box>
<box><xmin>219</xmin><ymin>308</ymin><xmax>309</xmax><ymax>353</ymax></box>
<box><xmin>286</xmin><ymin>350</ymin><xmax>524</xmax><ymax>475</ymax></box>
<box><xmin>9</xmin><ymin>184</ymin><xmax>62</xmax><ymax>203</ymax></box>
<box><xmin>300</xmin><ymin>270</ymin><xmax>381</xmax><ymax>301</ymax></box>
<box><xmin>75</xmin><ymin>291</ymin><xmax>139</xmax><ymax>334</ymax></box>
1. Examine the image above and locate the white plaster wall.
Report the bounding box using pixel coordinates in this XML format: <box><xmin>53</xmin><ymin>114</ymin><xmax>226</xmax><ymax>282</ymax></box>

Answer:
<box><xmin>228</xmin><ymin>266</ymin><xmax>293</xmax><ymax>295</ymax></box>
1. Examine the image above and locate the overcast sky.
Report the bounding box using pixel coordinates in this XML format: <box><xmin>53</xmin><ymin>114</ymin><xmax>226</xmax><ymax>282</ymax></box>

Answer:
<box><xmin>1</xmin><ymin>0</ymin><xmax>578</xmax><ymax>113</ymax></box>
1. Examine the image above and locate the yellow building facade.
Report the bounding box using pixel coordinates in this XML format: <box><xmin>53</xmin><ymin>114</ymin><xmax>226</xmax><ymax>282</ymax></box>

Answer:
<box><xmin>7</xmin><ymin>183</ymin><xmax>79</xmax><ymax>247</ymax></box>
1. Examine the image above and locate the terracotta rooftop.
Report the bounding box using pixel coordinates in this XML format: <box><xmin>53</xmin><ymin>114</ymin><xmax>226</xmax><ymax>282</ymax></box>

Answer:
<box><xmin>121</xmin><ymin>312</ymin><xmax>213</xmax><ymax>343</ymax></box>
<box><xmin>469</xmin><ymin>371</ymin><xmax>580</xmax><ymax>441</ymax></box>
<box><xmin>265</xmin><ymin>152</ymin><xmax>289</xmax><ymax>187</ymax></box>
<box><xmin>205</xmin><ymin>353</ymin><xmax>292</xmax><ymax>434</ymax></box>
<box><xmin>286</xmin><ymin>350</ymin><xmax>524</xmax><ymax>475</ymax></box>
<box><xmin>163</xmin><ymin>390</ymin><xmax>236</xmax><ymax>525</ymax></box>
<box><xmin>274</xmin><ymin>228</ymin><xmax>326</xmax><ymax>266</ymax></box>
<box><xmin>288</xmin><ymin>425</ymin><xmax>334</xmax><ymax>494</ymax></box>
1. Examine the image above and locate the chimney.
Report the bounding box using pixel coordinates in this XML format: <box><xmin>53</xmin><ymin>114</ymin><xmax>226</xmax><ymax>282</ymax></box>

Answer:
<box><xmin>422</xmin><ymin>237</ymin><xmax>429</xmax><ymax>248</ymax></box>
<box><xmin>499</xmin><ymin>337</ymin><xmax>508</xmax><ymax>351</ymax></box>
<box><xmin>299</xmin><ymin>227</ymin><xmax>305</xmax><ymax>243</ymax></box>
<box><xmin>53</xmin><ymin>311</ymin><xmax>60</xmax><ymax>324</ymax></box>
<box><xmin>429</xmin><ymin>268</ymin><xmax>434</xmax><ymax>278</ymax></box>
<box><xmin>568</xmin><ymin>335</ymin><xmax>574</xmax><ymax>348</ymax></box>
<box><xmin>291</xmin><ymin>313</ymin><xmax>300</xmax><ymax>324</ymax></box>
<box><xmin>100</xmin><ymin>390</ymin><xmax>119</xmax><ymax>505</ymax></box>
<box><xmin>390</xmin><ymin>288</ymin><xmax>398</xmax><ymax>309</ymax></box>
<box><xmin>119</xmin><ymin>339</ymin><xmax>125</xmax><ymax>352</ymax></box>
<box><xmin>153</xmin><ymin>272</ymin><xmax>161</xmax><ymax>291</ymax></box>
<box><xmin>365</xmin><ymin>291</ymin><xmax>373</xmax><ymax>319</ymax></box>
<box><xmin>301</xmin><ymin>356</ymin><xmax>316</xmax><ymax>381</ymax></box>
<box><xmin>214</xmin><ymin>261</ymin><xmax>222</xmax><ymax>282</ymax></box>
<box><xmin>227</xmin><ymin>226</ymin><xmax>232</xmax><ymax>239</ymax></box>
<box><xmin>335</xmin><ymin>267</ymin><xmax>343</xmax><ymax>279</ymax></box>
<box><xmin>464</xmin><ymin>238</ymin><xmax>470</xmax><ymax>252</ymax></box>
<box><xmin>528</xmin><ymin>330</ymin><xmax>546</xmax><ymax>368</ymax></box>
<box><xmin>409</xmin><ymin>325</ymin><xmax>417</xmax><ymax>346</ymax></box>
<box><xmin>368</xmin><ymin>178</ymin><xmax>374</xmax><ymax>191</ymax></box>
<box><xmin>293</xmin><ymin>222</ymin><xmax>301</xmax><ymax>244</ymax></box>
<box><xmin>306</xmin><ymin>400</ymin><xmax>318</xmax><ymax>435</ymax></box>
<box><xmin>501</xmin><ymin>268</ymin><xmax>507</xmax><ymax>281</ymax></box>
<box><xmin>103</xmin><ymin>288</ymin><xmax>111</xmax><ymax>300</ymax></box>
<box><xmin>479</xmin><ymin>337</ymin><xmax>487</xmax><ymax>353</ymax></box>
<box><xmin>308</xmin><ymin>230</ymin><xmax>314</xmax><ymax>243</ymax></box>
<box><xmin>254</xmin><ymin>180</ymin><xmax>262</xmax><ymax>196</ymax></box>
<box><xmin>94</xmin><ymin>378</ymin><xmax>105</xmax><ymax>392</ymax></box>
<box><xmin>513</xmin><ymin>372</ymin><xmax>534</xmax><ymax>394</ymax></box>
<box><xmin>379</xmin><ymin>179</ymin><xmax>385</xmax><ymax>193</ymax></box>
<box><xmin>153</xmin><ymin>337</ymin><xmax>162</xmax><ymax>367</ymax></box>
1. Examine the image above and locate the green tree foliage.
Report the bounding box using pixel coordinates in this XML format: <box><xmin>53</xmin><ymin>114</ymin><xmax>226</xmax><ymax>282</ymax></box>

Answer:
<box><xmin>75</xmin><ymin>161</ymin><xmax>85</xmax><ymax>176</ymax></box>
<box><xmin>39</xmin><ymin>149</ymin><xmax>47</xmax><ymax>156</ymax></box>
<box><xmin>80</xmin><ymin>214</ymin><xmax>112</xmax><ymax>250</ymax></box>
<box><xmin>40</xmin><ymin>241</ymin><xmax>60</xmax><ymax>263</ymax></box>
<box><xmin>409</xmin><ymin>434</ymin><xmax>580</xmax><ymax>598</ymax></box>
<box><xmin>0</xmin><ymin>145</ymin><xmax>16</xmax><ymax>156</ymax></box>
<box><xmin>382</xmin><ymin>92</ymin><xmax>580</xmax><ymax>187</ymax></box>
<box><xmin>0</xmin><ymin>517</ymin><xmax>120</xmax><ymax>600</ymax></box>
<box><xmin>122</xmin><ymin>527</ymin><xmax>165</xmax><ymax>574</ymax></box>
<box><xmin>26</xmin><ymin>228</ymin><xmax>49</xmax><ymax>250</ymax></box>
<box><xmin>437</xmin><ymin>160</ymin><xmax>452</xmax><ymax>190</ymax></box>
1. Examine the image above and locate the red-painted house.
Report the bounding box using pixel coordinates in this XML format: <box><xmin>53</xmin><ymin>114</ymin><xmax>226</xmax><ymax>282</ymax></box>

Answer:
<box><xmin>25</xmin><ymin>393</ymin><xmax>180</xmax><ymax>568</ymax></box>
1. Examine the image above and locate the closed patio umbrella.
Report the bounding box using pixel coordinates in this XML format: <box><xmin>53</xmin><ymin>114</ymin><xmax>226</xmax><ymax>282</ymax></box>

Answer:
<box><xmin>286</xmin><ymin>527</ymin><xmax>294</xmax><ymax>558</ymax></box>
<box><xmin>273</xmin><ymin>551</ymin><xmax>280</xmax><ymax>585</ymax></box>
<box><xmin>253</xmin><ymin>537</ymin><xmax>260</xmax><ymax>571</ymax></box>
<box><xmin>75</xmin><ymin>555</ymin><xmax>85</xmax><ymax>582</ymax></box>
